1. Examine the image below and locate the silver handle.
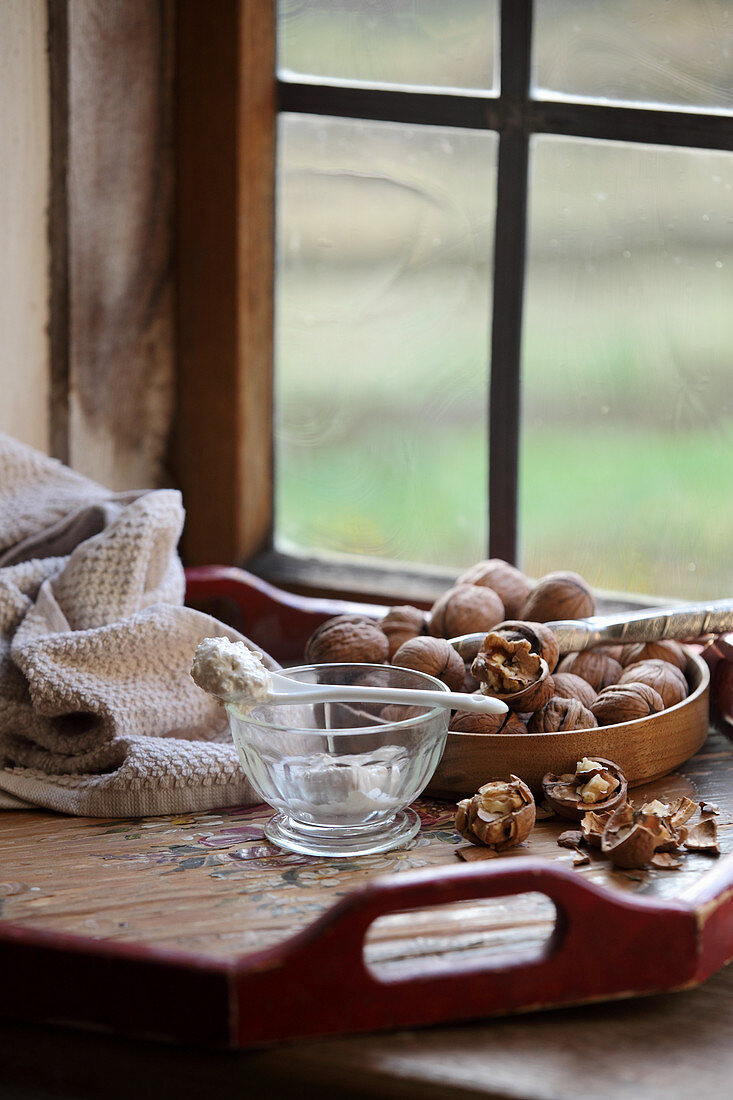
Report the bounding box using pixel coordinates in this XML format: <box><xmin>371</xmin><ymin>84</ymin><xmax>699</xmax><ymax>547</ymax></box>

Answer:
<box><xmin>450</xmin><ymin>598</ymin><xmax>733</xmax><ymax>661</ymax></box>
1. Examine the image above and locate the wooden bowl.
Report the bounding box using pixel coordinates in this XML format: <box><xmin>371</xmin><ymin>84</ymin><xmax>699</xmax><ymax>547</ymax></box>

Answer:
<box><xmin>426</xmin><ymin>651</ymin><xmax>710</xmax><ymax>799</ymax></box>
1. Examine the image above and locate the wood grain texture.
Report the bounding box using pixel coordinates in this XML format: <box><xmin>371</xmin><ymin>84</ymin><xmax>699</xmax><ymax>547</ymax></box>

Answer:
<box><xmin>64</xmin><ymin>0</ymin><xmax>175</xmax><ymax>490</ymax></box>
<box><xmin>0</xmin><ymin>0</ymin><xmax>50</xmax><ymax>453</ymax></box>
<box><xmin>173</xmin><ymin>0</ymin><xmax>276</xmax><ymax>566</ymax></box>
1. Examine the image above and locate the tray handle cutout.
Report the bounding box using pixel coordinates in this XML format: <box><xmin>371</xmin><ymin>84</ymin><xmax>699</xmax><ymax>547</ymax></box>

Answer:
<box><xmin>234</xmin><ymin>858</ymin><xmax>698</xmax><ymax>1044</ymax></box>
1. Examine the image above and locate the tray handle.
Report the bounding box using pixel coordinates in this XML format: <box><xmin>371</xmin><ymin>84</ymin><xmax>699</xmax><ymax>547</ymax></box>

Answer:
<box><xmin>234</xmin><ymin>858</ymin><xmax>699</xmax><ymax>1044</ymax></box>
<box><xmin>184</xmin><ymin>565</ymin><xmax>388</xmax><ymax>662</ymax></box>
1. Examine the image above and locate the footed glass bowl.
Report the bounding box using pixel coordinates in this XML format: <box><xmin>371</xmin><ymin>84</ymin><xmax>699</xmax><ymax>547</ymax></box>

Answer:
<box><xmin>227</xmin><ymin>663</ymin><xmax>449</xmax><ymax>857</ymax></box>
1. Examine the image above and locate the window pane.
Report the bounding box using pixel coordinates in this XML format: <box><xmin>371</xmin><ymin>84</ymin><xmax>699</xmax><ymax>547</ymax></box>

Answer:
<box><xmin>275</xmin><ymin>115</ymin><xmax>497</xmax><ymax>568</ymax></box>
<box><xmin>533</xmin><ymin>0</ymin><xmax>733</xmax><ymax>113</ymax></box>
<box><xmin>521</xmin><ymin>136</ymin><xmax>733</xmax><ymax>600</ymax></box>
<box><xmin>277</xmin><ymin>0</ymin><xmax>498</xmax><ymax>95</ymax></box>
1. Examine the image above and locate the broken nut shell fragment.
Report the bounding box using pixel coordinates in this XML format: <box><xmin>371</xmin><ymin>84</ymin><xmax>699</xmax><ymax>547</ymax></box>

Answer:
<box><xmin>455</xmin><ymin>775</ymin><xmax>536</xmax><ymax>850</ymax></box>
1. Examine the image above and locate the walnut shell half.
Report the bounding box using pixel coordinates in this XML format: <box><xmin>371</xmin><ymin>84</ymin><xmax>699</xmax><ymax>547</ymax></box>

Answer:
<box><xmin>601</xmin><ymin>805</ymin><xmax>658</xmax><ymax>869</ymax></box>
<box><xmin>471</xmin><ymin>634</ymin><xmax>553</xmax><ymax>712</ymax></box>
<box><xmin>455</xmin><ymin>776</ymin><xmax>535</xmax><ymax>849</ymax></box>
<box><xmin>489</xmin><ymin>619</ymin><xmax>560</xmax><ymax>673</ymax></box>
<box><xmin>542</xmin><ymin>757</ymin><xmax>627</xmax><ymax>821</ymax></box>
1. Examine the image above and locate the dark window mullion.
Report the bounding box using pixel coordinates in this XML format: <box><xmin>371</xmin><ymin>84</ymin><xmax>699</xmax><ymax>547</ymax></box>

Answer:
<box><xmin>488</xmin><ymin>0</ymin><xmax>533</xmax><ymax>564</ymax></box>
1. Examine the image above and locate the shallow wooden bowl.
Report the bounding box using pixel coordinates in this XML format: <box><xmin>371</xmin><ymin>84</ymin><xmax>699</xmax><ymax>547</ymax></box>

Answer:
<box><xmin>426</xmin><ymin>651</ymin><xmax>710</xmax><ymax>800</ymax></box>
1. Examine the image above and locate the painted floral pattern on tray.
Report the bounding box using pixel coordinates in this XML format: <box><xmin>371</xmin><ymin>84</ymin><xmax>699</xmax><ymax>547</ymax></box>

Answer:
<box><xmin>91</xmin><ymin>799</ymin><xmax>462</xmax><ymax>886</ymax></box>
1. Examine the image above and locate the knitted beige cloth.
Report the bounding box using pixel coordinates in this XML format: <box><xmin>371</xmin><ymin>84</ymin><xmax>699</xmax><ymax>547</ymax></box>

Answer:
<box><xmin>0</xmin><ymin>431</ymin><xmax>267</xmax><ymax>816</ymax></box>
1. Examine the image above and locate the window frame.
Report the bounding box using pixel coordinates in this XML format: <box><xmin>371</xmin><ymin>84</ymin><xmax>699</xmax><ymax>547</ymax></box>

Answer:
<box><xmin>175</xmin><ymin>0</ymin><xmax>733</xmax><ymax>603</ymax></box>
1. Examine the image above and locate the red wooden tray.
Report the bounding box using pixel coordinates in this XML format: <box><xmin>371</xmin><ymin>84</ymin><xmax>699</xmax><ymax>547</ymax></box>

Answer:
<box><xmin>1</xmin><ymin>566</ymin><xmax>732</xmax><ymax>1048</ymax></box>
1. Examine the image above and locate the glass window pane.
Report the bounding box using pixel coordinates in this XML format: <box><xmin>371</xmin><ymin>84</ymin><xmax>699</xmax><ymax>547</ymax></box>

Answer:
<box><xmin>521</xmin><ymin>135</ymin><xmax>733</xmax><ymax>600</ymax></box>
<box><xmin>275</xmin><ymin>115</ymin><xmax>497</xmax><ymax>569</ymax></box>
<box><xmin>533</xmin><ymin>0</ymin><xmax>733</xmax><ymax>113</ymax></box>
<box><xmin>277</xmin><ymin>0</ymin><xmax>498</xmax><ymax>95</ymax></box>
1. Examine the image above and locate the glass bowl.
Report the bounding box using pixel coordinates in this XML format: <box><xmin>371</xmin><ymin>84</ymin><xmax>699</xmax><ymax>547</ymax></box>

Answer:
<box><xmin>227</xmin><ymin>663</ymin><xmax>450</xmax><ymax>857</ymax></box>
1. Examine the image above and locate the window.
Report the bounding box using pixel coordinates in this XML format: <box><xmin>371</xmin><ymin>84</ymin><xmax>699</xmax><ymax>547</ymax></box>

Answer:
<box><xmin>177</xmin><ymin>2</ymin><xmax>733</xmax><ymax>603</ymax></box>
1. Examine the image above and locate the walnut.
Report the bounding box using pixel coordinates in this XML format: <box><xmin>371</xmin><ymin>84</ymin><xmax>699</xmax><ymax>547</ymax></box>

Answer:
<box><xmin>551</xmin><ymin>672</ymin><xmax>597</xmax><ymax>709</ymax></box>
<box><xmin>304</xmin><ymin>615</ymin><xmax>389</xmax><ymax>665</ymax></box>
<box><xmin>488</xmin><ymin>619</ymin><xmax>560</xmax><ymax>673</ymax></box>
<box><xmin>379</xmin><ymin>703</ymin><xmax>426</xmax><ymax>723</ymax></box>
<box><xmin>471</xmin><ymin>634</ymin><xmax>553</xmax><ymax>712</ymax></box>
<box><xmin>620</xmin><ymin>639</ymin><xmax>688</xmax><ymax>672</ymax></box>
<box><xmin>591</xmin><ymin>681</ymin><xmax>664</xmax><ymax>726</ymax></box>
<box><xmin>556</xmin><ymin>649</ymin><xmax>622</xmax><ymax>692</ymax></box>
<box><xmin>455</xmin><ymin>776</ymin><xmax>535</xmax><ymax>849</ymax></box>
<box><xmin>456</xmin><ymin>559</ymin><xmax>531</xmax><ymax>619</ymax></box>
<box><xmin>520</xmin><ymin>570</ymin><xmax>595</xmax><ymax>623</ymax></box>
<box><xmin>379</xmin><ymin>605</ymin><xmax>428</xmax><ymax>660</ymax></box>
<box><xmin>618</xmin><ymin>659</ymin><xmax>688</xmax><ymax>709</ymax></box>
<box><xmin>528</xmin><ymin>696</ymin><xmax>597</xmax><ymax>733</ymax></box>
<box><xmin>542</xmin><ymin>757</ymin><xmax>627</xmax><ymax>820</ymax></box>
<box><xmin>450</xmin><ymin>710</ymin><xmax>528</xmax><ymax>735</ymax></box>
<box><xmin>391</xmin><ymin>636</ymin><xmax>466</xmax><ymax>692</ymax></box>
<box><xmin>428</xmin><ymin>583</ymin><xmax>504</xmax><ymax>639</ymax></box>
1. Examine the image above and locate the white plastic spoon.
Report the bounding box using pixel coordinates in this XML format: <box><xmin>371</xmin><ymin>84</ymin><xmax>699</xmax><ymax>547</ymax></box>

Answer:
<box><xmin>191</xmin><ymin>637</ymin><xmax>508</xmax><ymax>716</ymax></box>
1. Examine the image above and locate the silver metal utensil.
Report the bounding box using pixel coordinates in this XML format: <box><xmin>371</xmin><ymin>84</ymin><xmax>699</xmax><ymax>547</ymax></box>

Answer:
<box><xmin>449</xmin><ymin>598</ymin><xmax>733</xmax><ymax>663</ymax></box>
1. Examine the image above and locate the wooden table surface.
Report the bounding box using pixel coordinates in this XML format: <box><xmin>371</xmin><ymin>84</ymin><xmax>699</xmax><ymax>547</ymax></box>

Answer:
<box><xmin>2</xmin><ymin>727</ymin><xmax>733</xmax><ymax>1099</ymax></box>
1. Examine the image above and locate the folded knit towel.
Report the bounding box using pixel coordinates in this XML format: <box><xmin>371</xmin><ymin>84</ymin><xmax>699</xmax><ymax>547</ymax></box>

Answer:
<box><xmin>0</xmin><ymin>431</ymin><xmax>268</xmax><ymax>817</ymax></box>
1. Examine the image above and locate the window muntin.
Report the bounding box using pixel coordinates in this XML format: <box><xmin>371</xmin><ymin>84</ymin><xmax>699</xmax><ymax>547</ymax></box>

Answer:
<box><xmin>275</xmin><ymin>115</ymin><xmax>497</xmax><ymax>566</ymax></box>
<box><xmin>277</xmin><ymin>0</ymin><xmax>499</xmax><ymax>96</ymax></box>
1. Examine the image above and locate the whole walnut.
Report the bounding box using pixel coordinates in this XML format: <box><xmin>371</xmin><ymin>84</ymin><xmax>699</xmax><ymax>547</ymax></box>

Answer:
<box><xmin>455</xmin><ymin>776</ymin><xmax>535</xmax><ymax>849</ymax></box>
<box><xmin>456</xmin><ymin>559</ymin><xmax>531</xmax><ymax>619</ymax></box>
<box><xmin>619</xmin><ymin>659</ymin><xmax>688</xmax><ymax>708</ymax></box>
<box><xmin>620</xmin><ymin>640</ymin><xmax>688</xmax><ymax>673</ymax></box>
<box><xmin>556</xmin><ymin>649</ymin><xmax>622</xmax><ymax>692</ymax></box>
<box><xmin>305</xmin><ymin>616</ymin><xmax>389</xmax><ymax>665</ymax></box>
<box><xmin>591</xmin><ymin>681</ymin><xmax>665</xmax><ymax>726</ymax></box>
<box><xmin>392</xmin><ymin>636</ymin><xmax>466</xmax><ymax>692</ymax></box>
<box><xmin>520</xmin><ymin>570</ymin><xmax>595</xmax><ymax>623</ymax></box>
<box><xmin>528</xmin><ymin>696</ymin><xmax>598</xmax><ymax>733</ymax></box>
<box><xmin>380</xmin><ymin>605</ymin><xmax>428</xmax><ymax>660</ymax></box>
<box><xmin>379</xmin><ymin>703</ymin><xmax>426</xmax><ymax>723</ymax></box>
<box><xmin>551</xmin><ymin>672</ymin><xmax>597</xmax><ymax>709</ymax></box>
<box><xmin>449</xmin><ymin>710</ymin><xmax>528</xmax><ymax>735</ymax></box>
<box><xmin>428</xmin><ymin>583</ymin><xmax>504</xmax><ymax>639</ymax></box>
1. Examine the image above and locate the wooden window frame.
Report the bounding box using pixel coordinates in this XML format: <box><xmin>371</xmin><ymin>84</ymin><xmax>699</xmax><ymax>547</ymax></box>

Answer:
<box><xmin>175</xmin><ymin>0</ymin><xmax>733</xmax><ymax>604</ymax></box>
